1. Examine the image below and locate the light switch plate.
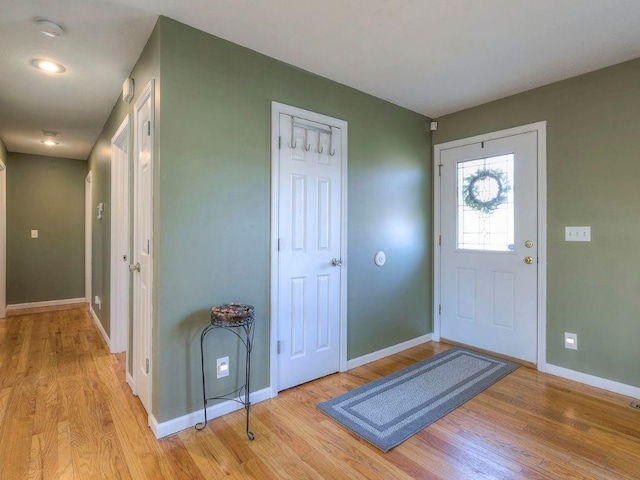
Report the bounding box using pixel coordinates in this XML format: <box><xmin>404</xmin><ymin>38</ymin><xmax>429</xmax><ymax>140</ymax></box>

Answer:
<box><xmin>31</xmin><ymin>229</ymin><xmax>38</xmax><ymax>238</ymax></box>
<box><xmin>565</xmin><ymin>226</ymin><xmax>591</xmax><ymax>242</ymax></box>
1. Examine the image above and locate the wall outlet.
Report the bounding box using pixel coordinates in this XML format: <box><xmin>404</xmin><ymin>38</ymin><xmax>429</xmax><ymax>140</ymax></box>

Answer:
<box><xmin>31</xmin><ymin>229</ymin><xmax>38</xmax><ymax>238</ymax></box>
<box><xmin>216</xmin><ymin>356</ymin><xmax>229</xmax><ymax>379</ymax></box>
<box><xmin>564</xmin><ymin>332</ymin><xmax>578</xmax><ymax>350</ymax></box>
<box><xmin>94</xmin><ymin>295</ymin><xmax>101</xmax><ymax>310</ymax></box>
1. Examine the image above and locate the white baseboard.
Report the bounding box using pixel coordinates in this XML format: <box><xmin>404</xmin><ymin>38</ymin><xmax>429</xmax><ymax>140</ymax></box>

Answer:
<box><xmin>89</xmin><ymin>305</ymin><xmax>112</xmax><ymax>351</ymax></box>
<box><xmin>546</xmin><ymin>364</ymin><xmax>640</xmax><ymax>399</ymax></box>
<box><xmin>6</xmin><ymin>297</ymin><xmax>86</xmax><ymax>311</ymax></box>
<box><xmin>347</xmin><ymin>333</ymin><xmax>433</xmax><ymax>370</ymax></box>
<box><xmin>149</xmin><ymin>387</ymin><xmax>271</xmax><ymax>439</ymax></box>
<box><xmin>126</xmin><ymin>372</ymin><xmax>135</xmax><ymax>392</ymax></box>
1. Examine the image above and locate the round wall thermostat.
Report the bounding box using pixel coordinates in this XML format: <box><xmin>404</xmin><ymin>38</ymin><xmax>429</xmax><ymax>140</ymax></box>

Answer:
<box><xmin>374</xmin><ymin>251</ymin><xmax>386</xmax><ymax>267</ymax></box>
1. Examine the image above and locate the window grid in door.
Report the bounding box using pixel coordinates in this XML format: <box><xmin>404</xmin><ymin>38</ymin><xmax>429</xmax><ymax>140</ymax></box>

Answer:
<box><xmin>456</xmin><ymin>154</ymin><xmax>514</xmax><ymax>252</ymax></box>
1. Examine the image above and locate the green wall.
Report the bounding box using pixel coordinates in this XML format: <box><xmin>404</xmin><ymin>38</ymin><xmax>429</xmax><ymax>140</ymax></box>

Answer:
<box><xmin>433</xmin><ymin>58</ymin><xmax>640</xmax><ymax>388</ymax></box>
<box><xmin>87</xmin><ymin>21</ymin><xmax>161</xmax><ymax>339</ymax></box>
<box><xmin>6</xmin><ymin>153</ymin><xmax>86</xmax><ymax>304</ymax></box>
<box><xmin>156</xmin><ymin>18</ymin><xmax>431</xmax><ymax>421</ymax></box>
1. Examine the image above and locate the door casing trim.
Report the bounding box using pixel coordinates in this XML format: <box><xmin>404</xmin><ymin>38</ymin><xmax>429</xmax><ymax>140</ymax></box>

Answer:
<box><xmin>0</xmin><ymin>159</ymin><xmax>6</xmax><ymax>319</ymax></box>
<box><xmin>85</xmin><ymin>171</ymin><xmax>92</xmax><ymax>305</ymax></box>
<box><xmin>269</xmin><ymin>101</ymin><xmax>348</xmax><ymax>397</ymax></box>
<box><xmin>433</xmin><ymin>121</ymin><xmax>547</xmax><ymax>370</ymax></box>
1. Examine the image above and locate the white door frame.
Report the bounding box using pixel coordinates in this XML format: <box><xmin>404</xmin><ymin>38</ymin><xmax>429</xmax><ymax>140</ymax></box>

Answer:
<box><xmin>133</xmin><ymin>80</ymin><xmax>154</xmax><ymax>415</ymax></box>
<box><xmin>110</xmin><ymin>116</ymin><xmax>131</xmax><ymax>354</ymax></box>
<box><xmin>269</xmin><ymin>101</ymin><xmax>348</xmax><ymax>397</ymax></box>
<box><xmin>433</xmin><ymin>121</ymin><xmax>547</xmax><ymax>370</ymax></box>
<box><xmin>0</xmin><ymin>159</ymin><xmax>6</xmax><ymax>318</ymax></box>
<box><xmin>85</xmin><ymin>171</ymin><xmax>92</xmax><ymax>304</ymax></box>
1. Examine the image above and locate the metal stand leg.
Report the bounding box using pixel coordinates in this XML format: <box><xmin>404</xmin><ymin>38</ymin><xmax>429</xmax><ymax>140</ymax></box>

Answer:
<box><xmin>195</xmin><ymin>317</ymin><xmax>255</xmax><ymax>441</ymax></box>
<box><xmin>195</xmin><ymin>325</ymin><xmax>212</xmax><ymax>430</ymax></box>
<box><xmin>244</xmin><ymin>321</ymin><xmax>254</xmax><ymax>440</ymax></box>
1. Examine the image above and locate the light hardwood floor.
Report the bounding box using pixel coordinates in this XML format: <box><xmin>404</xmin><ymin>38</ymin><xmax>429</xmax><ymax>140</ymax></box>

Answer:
<box><xmin>1</xmin><ymin>306</ymin><xmax>639</xmax><ymax>479</ymax></box>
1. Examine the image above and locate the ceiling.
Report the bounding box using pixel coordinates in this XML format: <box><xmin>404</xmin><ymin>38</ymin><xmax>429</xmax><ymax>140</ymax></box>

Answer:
<box><xmin>0</xmin><ymin>0</ymin><xmax>157</xmax><ymax>160</ymax></box>
<box><xmin>2</xmin><ymin>0</ymin><xmax>640</xmax><ymax>160</ymax></box>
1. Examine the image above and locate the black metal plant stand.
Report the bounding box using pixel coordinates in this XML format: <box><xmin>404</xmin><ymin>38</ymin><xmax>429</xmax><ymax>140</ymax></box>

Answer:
<box><xmin>195</xmin><ymin>303</ymin><xmax>255</xmax><ymax>440</ymax></box>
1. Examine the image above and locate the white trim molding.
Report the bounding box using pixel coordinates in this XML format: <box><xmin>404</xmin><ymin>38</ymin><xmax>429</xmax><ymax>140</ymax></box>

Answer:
<box><xmin>6</xmin><ymin>297</ymin><xmax>86</xmax><ymax>311</ymax></box>
<box><xmin>433</xmin><ymin>121</ymin><xmax>548</xmax><ymax>369</ymax></box>
<box><xmin>0</xmin><ymin>159</ymin><xmax>6</xmax><ymax>319</ymax></box>
<box><xmin>149</xmin><ymin>387</ymin><xmax>271</xmax><ymax>439</ymax></box>
<box><xmin>89</xmin><ymin>305</ymin><xmax>112</xmax><ymax>351</ymax></box>
<box><xmin>546</xmin><ymin>364</ymin><xmax>640</xmax><ymax>399</ymax></box>
<box><xmin>269</xmin><ymin>101</ymin><xmax>348</xmax><ymax>398</ymax></box>
<box><xmin>126</xmin><ymin>372</ymin><xmax>135</xmax><ymax>393</ymax></box>
<box><xmin>347</xmin><ymin>334</ymin><xmax>433</xmax><ymax>370</ymax></box>
<box><xmin>85</xmin><ymin>171</ymin><xmax>92</xmax><ymax>304</ymax></box>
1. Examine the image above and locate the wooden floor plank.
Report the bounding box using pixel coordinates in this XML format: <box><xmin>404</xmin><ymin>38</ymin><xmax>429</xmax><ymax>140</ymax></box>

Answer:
<box><xmin>1</xmin><ymin>306</ymin><xmax>639</xmax><ymax>479</ymax></box>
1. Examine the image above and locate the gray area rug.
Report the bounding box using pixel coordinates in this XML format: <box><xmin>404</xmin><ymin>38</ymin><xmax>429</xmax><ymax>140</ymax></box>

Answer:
<box><xmin>317</xmin><ymin>347</ymin><xmax>519</xmax><ymax>452</ymax></box>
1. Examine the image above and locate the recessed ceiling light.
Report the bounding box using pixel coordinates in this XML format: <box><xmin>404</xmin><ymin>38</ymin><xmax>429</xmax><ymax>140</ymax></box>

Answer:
<box><xmin>31</xmin><ymin>58</ymin><xmax>66</xmax><ymax>73</ymax></box>
<box><xmin>35</xmin><ymin>18</ymin><xmax>65</xmax><ymax>37</ymax></box>
<box><xmin>41</xmin><ymin>131</ymin><xmax>59</xmax><ymax>146</ymax></box>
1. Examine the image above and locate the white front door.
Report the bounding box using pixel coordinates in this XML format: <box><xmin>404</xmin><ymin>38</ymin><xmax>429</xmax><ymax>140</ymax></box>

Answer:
<box><xmin>438</xmin><ymin>130</ymin><xmax>538</xmax><ymax>363</ymax></box>
<box><xmin>132</xmin><ymin>82</ymin><xmax>154</xmax><ymax>414</ymax></box>
<box><xmin>274</xmin><ymin>107</ymin><xmax>346</xmax><ymax>391</ymax></box>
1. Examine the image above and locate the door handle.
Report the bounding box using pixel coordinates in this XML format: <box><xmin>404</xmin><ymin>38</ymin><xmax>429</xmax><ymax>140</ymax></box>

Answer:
<box><xmin>331</xmin><ymin>258</ymin><xmax>342</xmax><ymax>267</ymax></box>
<box><xmin>523</xmin><ymin>256</ymin><xmax>534</xmax><ymax>265</ymax></box>
<box><xmin>129</xmin><ymin>262</ymin><xmax>141</xmax><ymax>272</ymax></box>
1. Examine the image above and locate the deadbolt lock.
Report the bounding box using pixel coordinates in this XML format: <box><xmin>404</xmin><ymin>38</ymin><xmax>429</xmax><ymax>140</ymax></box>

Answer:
<box><xmin>525</xmin><ymin>240</ymin><xmax>534</xmax><ymax>248</ymax></box>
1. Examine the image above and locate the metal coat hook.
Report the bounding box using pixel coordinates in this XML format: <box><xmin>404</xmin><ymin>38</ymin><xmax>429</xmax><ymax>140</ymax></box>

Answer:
<box><xmin>329</xmin><ymin>127</ymin><xmax>336</xmax><ymax>156</ymax></box>
<box><xmin>287</xmin><ymin>116</ymin><xmax>297</xmax><ymax>149</ymax></box>
<box><xmin>304</xmin><ymin>129</ymin><xmax>311</xmax><ymax>151</ymax></box>
<box><xmin>316</xmin><ymin>132</ymin><xmax>324</xmax><ymax>154</ymax></box>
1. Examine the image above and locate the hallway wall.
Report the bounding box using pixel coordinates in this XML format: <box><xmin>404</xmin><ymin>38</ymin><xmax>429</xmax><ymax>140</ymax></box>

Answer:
<box><xmin>6</xmin><ymin>153</ymin><xmax>86</xmax><ymax>305</ymax></box>
<box><xmin>155</xmin><ymin>17</ymin><xmax>431</xmax><ymax>422</ymax></box>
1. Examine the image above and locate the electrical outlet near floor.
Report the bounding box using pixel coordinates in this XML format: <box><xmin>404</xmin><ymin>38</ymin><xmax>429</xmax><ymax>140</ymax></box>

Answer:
<box><xmin>631</xmin><ymin>401</ymin><xmax>640</xmax><ymax>410</ymax></box>
<box><xmin>564</xmin><ymin>332</ymin><xmax>578</xmax><ymax>350</ymax></box>
<box><xmin>216</xmin><ymin>356</ymin><xmax>229</xmax><ymax>379</ymax></box>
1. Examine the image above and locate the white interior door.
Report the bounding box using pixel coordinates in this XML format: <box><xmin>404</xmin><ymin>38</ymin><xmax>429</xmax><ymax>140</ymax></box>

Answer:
<box><xmin>275</xmin><ymin>109</ymin><xmax>345</xmax><ymax>391</ymax></box>
<box><xmin>110</xmin><ymin>117</ymin><xmax>130</xmax><ymax>354</ymax></box>
<box><xmin>0</xmin><ymin>160</ymin><xmax>5</xmax><ymax>318</ymax></box>
<box><xmin>132</xmin><ymin>82</ymin><xmax>154</xmax><ymax>414</ymax></box>
<box><xmin>438</xmin><ymin>130</ymin><xmax>538</xmax><ymax>363</ymax></box>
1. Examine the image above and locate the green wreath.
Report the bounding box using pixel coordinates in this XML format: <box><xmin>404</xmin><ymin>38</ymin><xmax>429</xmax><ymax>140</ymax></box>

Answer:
<box><xmin>463</xmin><ymin>168</ymin><xmax>511</xmax><ymax>214</ymax></box>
